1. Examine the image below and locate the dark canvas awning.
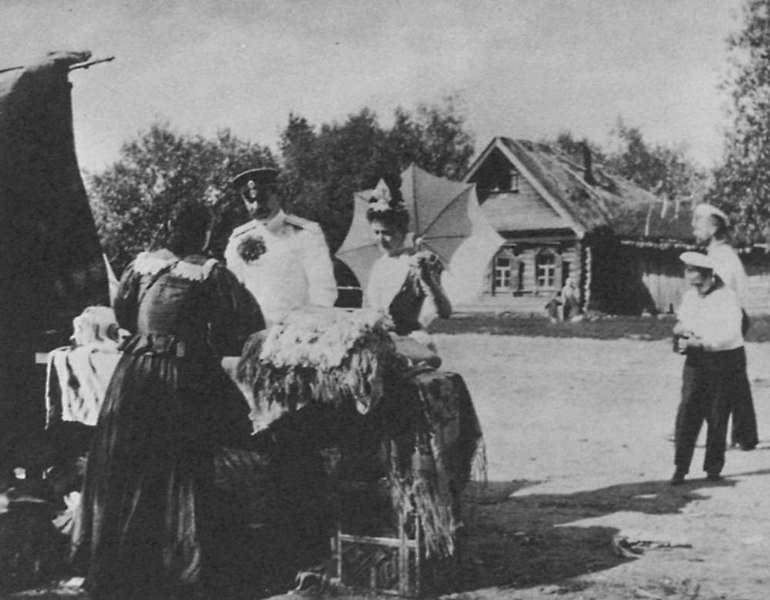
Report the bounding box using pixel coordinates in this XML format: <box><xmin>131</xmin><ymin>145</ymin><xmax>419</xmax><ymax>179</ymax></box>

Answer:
<box><xmin>0</xmin><ymin>51</ymin><xmax>109</xmax><ymax>347</ymax></box>
<box><xmin>0</xmin><ymin>51</ymin><xmax>111</xmax><ymax>468</ymax></box>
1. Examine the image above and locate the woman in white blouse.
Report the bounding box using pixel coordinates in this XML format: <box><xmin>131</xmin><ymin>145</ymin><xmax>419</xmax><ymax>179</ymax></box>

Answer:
<box><xmin>364</xmin><ymin>179</ymin><xmax>451</xmax><ymax>351</ymax></box>
<box><xmin>670</xmin><ymin>251</ymin><xmax>745</xmax><ymax>486</ymax></box>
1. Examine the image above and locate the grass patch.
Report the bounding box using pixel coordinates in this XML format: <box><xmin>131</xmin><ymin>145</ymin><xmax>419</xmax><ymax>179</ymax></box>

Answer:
<box><xmin>430</xmin><ymin>312</ymin><xmax>770</xmax><ymax>342</ymax></box>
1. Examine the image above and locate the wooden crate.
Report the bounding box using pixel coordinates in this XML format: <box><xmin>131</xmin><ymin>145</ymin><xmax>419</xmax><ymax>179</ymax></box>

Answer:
<box><xmin>332</xmin><ymin>512</ymin><xmax>454</xmax><ymax>597</ymax></box>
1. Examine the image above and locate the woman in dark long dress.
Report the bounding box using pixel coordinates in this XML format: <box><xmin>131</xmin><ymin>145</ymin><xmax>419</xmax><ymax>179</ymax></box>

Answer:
<box><xmin>71</xmin><ymin>201</ymin><xmax>264</xmax><ymax>599</ymax></box>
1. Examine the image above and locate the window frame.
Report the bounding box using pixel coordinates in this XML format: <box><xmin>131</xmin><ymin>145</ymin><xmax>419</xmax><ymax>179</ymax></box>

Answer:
<box><xmin>493</xmin><ymin>255</ymin><xmax>512</xmax><ymax>292</ymax></box>
<box><xmin>536</xmin><ymin>249</ymin><xmax>557</xmax><ymax>291</ymax></box>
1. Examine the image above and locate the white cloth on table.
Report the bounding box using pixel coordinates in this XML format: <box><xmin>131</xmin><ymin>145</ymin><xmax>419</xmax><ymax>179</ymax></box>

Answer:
<box><xmin>46</xmin><ymin>345</ymin><xmax>120</xmax><ymax>427</ymax></box>
<box><xmin>48</xmin><ymin>353</ymin><xmax>249</xmax><ymax>429</ymax></box>
<box><xmin>71</xmin><ymin>306</ymin><xmax>122</xmax><ymax>346</ymax></box>
<box><xmin>46</xmin><ymin>306</ymin><xmax>122</xmax><ymax>428</ymax></box>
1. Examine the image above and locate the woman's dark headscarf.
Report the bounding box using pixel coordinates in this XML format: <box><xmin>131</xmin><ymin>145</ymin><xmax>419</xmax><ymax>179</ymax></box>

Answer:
<box><xmin>165</xmin><ymin>200</ymin><xmax>212</xmax><ymax>256</ymax></box>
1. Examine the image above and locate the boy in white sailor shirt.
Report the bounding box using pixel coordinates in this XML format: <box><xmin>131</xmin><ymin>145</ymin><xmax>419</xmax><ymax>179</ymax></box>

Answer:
<box><xmin>671</xmin><ymin>251</ymin><xmax>744</xmax><ymax>485</ymax></box>
<box><xmin>224</xmin><ymin>168</ymin><xmax>337</xmax><ymax>325</ymax></box>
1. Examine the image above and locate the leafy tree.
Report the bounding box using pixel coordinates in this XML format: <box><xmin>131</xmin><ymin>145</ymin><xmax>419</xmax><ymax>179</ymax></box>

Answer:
<box><xmin>550</xmin><ymin>124</ymin><xmax>705</xmax><ymax>204</ymax></box>
<box><xmin>706</xmin><ymin>0</ymin><xmax>770</xmax><ymax>244</ymax></box>
<box><xmin>89</xmin><ymin>97</ymin><xmax>474</xmax><ymax>275</ymax></box>
<box><xmin>88</xmin><ymin>123</ymin><xmax>275</xmax><ymax>272</ymax></box>
<box><xmin>279</xmin><ymin>109</ymin><xmax>386</xmax><ymax>255</ymax></box>
<box><xmin>550</xmin><ymin>130</ymin><xmax>607</xmax><ymax>166</ymax></box>
<box><xmin>280</xmin><ymin>95</ymin><xmax>475</xmax><ymax>252</ymax></box>
<box><xmin>606</xmin><ymin>120</ymin><xmax>705</xmax><ymax>203</ymax></box>
<box><xmin>387</xmin><ymin>94</ymin><xmax>475</xmax><ymax>180</ymax></box>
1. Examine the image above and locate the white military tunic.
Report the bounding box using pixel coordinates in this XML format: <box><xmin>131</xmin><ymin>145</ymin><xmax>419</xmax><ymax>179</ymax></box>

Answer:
<box><xmin>224</xmin><ymin>210</ymin><xmax>337</xmax><ymax>324</ymax></box>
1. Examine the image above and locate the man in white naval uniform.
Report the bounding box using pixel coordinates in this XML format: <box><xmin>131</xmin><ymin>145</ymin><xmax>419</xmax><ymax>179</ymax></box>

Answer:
<box><xmin>224</xmin><ymin>168</ymin><xmax>337</xmax><ymax>324</ymax></box>
<box><xmin>692</xmin><ymin>202</ymin><xmax>758</xmax><ymax>450</ymax></box>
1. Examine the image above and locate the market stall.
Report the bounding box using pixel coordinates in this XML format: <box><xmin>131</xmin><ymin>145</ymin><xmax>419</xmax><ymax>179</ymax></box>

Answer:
<box><xmin>45</xmin><ymin>305</ymin><xmax>485</xmax><ymax>595</ymax></box>
<box><xmin>235</xmin><ymin>305</ymin><xmax>485</xmax><ymax>595</ymax></box>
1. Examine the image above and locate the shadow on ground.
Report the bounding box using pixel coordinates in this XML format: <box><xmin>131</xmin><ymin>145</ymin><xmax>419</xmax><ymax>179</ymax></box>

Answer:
<box><xmin>451</xmin><ymin>475</ymin><xmax>738</xmax><ymax>594</ymax></box>
<box><xmin>9</xmin><ymin>472</ymin><xmax>770</xmax><ymax>599</ymax></box>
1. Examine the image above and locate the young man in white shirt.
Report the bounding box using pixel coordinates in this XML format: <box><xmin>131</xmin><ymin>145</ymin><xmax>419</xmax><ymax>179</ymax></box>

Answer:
<box><xmin>671</xmin><ymin>251</ymin><xmax>744</xmax><ymax>485</ymax></box>
<box><xmin>691</xmin><ymin>203</ymin><xmax>758</xmax><ymax>451</ymax></box>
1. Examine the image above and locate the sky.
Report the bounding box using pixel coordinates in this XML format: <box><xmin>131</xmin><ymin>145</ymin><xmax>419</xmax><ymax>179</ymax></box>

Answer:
<box><xmin>0</xmin><ymin>0</ymin><xmax>747</xmax><ymax>173</ymax></box>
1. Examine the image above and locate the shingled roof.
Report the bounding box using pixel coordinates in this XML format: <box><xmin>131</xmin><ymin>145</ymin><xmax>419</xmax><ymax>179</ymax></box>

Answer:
<box><xmin>612</xmin><ymin>199</ymin><xmax>697</xmax><ymax>248</ymax></box>
<box><xmin>465</xmin><ymin>137</ymin><xmax>694</xmax><ymax>245</ymax></box>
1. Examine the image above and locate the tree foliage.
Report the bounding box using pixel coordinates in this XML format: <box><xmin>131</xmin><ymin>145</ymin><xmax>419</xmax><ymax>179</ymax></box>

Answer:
<box><xmin>706</xmin><ymin>0</ymin><xmax>770</xmax><ymax>244</ymax></box>
<box><xmin>88</xmin><ymin>124</ymin><xmax>275</xmax><ymax>272</ymax></box>
<box><xmin>280</xmin><ymin>95</ymin><xmax>475</xmax><ymax>252</ymax></box>
<box><xmin>551</xmin><ymin>130</ymin><xmax>607</xmax><ymax>165</ymax></box>
<box><xmin>606</xmin><ymin>120</ymin><xmax>705</xmax><ymax>202</ymax></box>
<box><xmin>88</xmin><ymin>97</ymin><xmax>474</xmax><ymax>273</ymax></box>
<box><xmin>551</xmin><ymin>124</ymin><xmax>705</xmax><ymax>203</ymax></box>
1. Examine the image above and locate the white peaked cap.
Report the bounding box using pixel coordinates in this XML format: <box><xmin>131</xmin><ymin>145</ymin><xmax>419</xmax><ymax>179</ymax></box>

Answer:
<box><xmin>693</xmin><ymin>203</ymin><xmax>729</xmax><ymax>225</ymax></box>
<box><xmin>679</xmin><ymin>251</ymin><xmax>714</xmax><ymax>270</ymax></box>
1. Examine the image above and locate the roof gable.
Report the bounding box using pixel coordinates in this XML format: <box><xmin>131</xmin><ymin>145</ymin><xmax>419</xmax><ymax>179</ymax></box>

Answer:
<box><xmin>465</xmin><ymin>137</ymin><xmax>673</xmax><ymax>241</ymax></box>
<box><xmin>466</xmin><ymin>138</ymin><xmax>588</xmax><ymax>236</ymax></box>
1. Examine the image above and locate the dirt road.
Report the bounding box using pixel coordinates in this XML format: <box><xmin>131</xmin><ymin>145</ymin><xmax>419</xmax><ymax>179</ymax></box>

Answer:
<box><xmin>12</xmin><ymin>333</ymin><xmax>770</xmax><ymax>599</ymax></box>
<box><xmin>434</xmin><ymin>334</ymin><xmax>770</xmax><ymax>600</ymax></box>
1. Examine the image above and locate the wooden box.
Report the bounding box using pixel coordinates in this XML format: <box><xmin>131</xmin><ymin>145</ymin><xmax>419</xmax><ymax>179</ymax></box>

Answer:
<box><xmin>332</xmin><ymin>512</ymin><xmax>454</xmax><ymax>598</ymax></box>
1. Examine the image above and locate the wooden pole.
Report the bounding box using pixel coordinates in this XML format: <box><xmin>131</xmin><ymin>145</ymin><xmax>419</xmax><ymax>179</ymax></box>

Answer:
<box><xmin>0</xmin><ymin>56</ymin><xmax>114</xmax><ymax>75</ymax></box>
<box><xmin>69</xmin><ymin>56</ymin><xmax>115</xmax><ymax>71</ymax></box>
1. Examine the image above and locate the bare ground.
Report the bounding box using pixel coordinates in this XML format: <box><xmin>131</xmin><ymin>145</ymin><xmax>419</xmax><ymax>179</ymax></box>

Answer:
<box><xmin>10</xmin><ymin>333</ymin><xmax>770</xmax><ymax>599</ymax></box>
<box><xmin>432</xmin><ymin>334</ymin><xmax>770</xmax><ymax>600</ymax></box>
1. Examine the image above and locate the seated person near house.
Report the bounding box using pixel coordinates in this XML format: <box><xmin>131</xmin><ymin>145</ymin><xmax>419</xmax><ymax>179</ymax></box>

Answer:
<box><xmin>560</xmin><ymin>276</ymin><xmax>582</xmax><ymax>321</ymax></box>
<box><xmin>545</xmin><ymin>293</ymin><xmax>561</xmax><ymax>323</ymax></box>
<box><xmin>363</xmin><ymin>178</ymin><xmax>452</xmax><ymax>365</ymax></box>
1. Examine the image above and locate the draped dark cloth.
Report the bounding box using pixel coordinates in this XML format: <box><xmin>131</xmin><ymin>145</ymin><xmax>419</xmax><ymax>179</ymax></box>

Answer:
<box><xmin>0</xmin><ymin>51</ymin><xmax>110</xmax><ymax>473</ymax></box>
<box><xmin>387</xmin><ymin>252</ymin><xmax>445</xmax><ymax>336</ymax></box>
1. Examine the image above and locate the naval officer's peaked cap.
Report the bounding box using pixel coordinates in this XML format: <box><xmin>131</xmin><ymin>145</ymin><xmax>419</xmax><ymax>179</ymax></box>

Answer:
<box><xmin>230</xmin><ymin>167</ymin><xmax>279</xmax><ymax>189</ymax></box>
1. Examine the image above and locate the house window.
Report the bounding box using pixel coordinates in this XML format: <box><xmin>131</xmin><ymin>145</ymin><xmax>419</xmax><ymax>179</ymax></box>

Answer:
<box><xmin>536</xmin><ymin>250</ymin><xmax>556</xmax><ymax>289</ymax></box>
<box><xmin>508</xmin><ymin>170</ymin><xmax>520</xmax><ymax>192</ymax></box>
<box><xmin>494</xmin><ymin>256</ymin><xmax>512</xmax><ymax>291</ymax></box>
<box><xmin>488</xmin><ymin>169</ymin><xmax>520</xmax><ymax>194</ymax></box>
